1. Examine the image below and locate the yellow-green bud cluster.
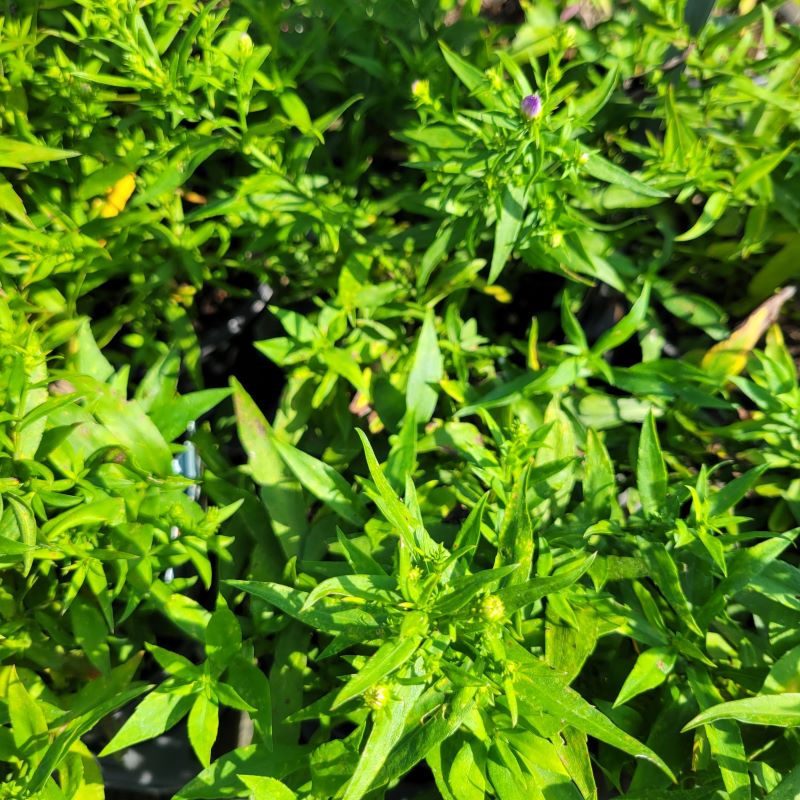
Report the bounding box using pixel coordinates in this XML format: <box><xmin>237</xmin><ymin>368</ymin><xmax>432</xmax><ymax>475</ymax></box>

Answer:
<box><xmin>480</xmin><ymin>594</ymin><xmax>505</xmax><ymax>622</ymax></box>
<box><xmin>364</xmin><ymin>684</ymin><xmax>389</xmax><ymax>710</ymax></box>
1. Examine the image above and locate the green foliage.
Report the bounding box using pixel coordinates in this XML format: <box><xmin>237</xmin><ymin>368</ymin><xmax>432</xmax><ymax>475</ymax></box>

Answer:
<box><xmin>2</xmin><ymin>0</ymin><xmax>800</xmax><ymax>798</ymax></box>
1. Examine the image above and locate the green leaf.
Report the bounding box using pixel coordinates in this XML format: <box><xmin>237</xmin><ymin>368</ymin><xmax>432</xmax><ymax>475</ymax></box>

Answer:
<box><xmin>28</xmin><ymin>682</ymin><xmax>148</xmax><ymax>793</ymax></box>
<box><xmin>188</xmin><ymin>693</ymin><xmax>219</xmax><ymax>768</ymax></box>
<box><xmin>762</xmin><ymin>643</ymin><xmax>800</xmax><ymax>694</ymax></box>
<box><xmin>146</xmin><ymin>644</ymin><xmax>200</xmax><ymax>681</ymax></box>
<box><xmin>205</xmin><ymin>606</ymin><xmax>242</xmax><ymax>675</ymax></box>
<box><xmin>583</xmin><ymin>430</ymin><xmax>618</xmax><ymax>518</ymax></box>
<box><xmin>333</xmin><ymin>636</ymin><xmax>422</xmax><ymax>709</ymax></box>
<box><xmin>640</xmin><ymin>541</ymin><xmax>703</xmax><ymax>637</ymax></box>
<box><xmin>734</xmin><ymin>145</ymin><xmax>794</xmax><ymax>196</ymax></box>
<box><xmin>708</xmin><ymin>465</ymin><xmax>768</xmax><ymax>517</ymax></box>
<box><xmin>495</xmin><ymin>464</ymin><xmax>533</xmax><ymax>584</ymax></box>
<box><xmin>490</xmin><ymin>183</ymin><xmax>528</xmax><ymax>284</ymax></box>
<box><xmin>0</xmin><ymin>175</ymin><xmax>33</xmax><ymax>227</ymax></box>
<box><xmin>173</xmin><ymin>744</ymin><xmax>310</xmax><ymax>800</ymax></box>
<box><xmin>227</xmin><ymin>656</ymin><xmax>273</xmax><ymax>748</ymax></box>
<box><xmin>765</xmin><ymin>764</ymin><xmax>800</xmax><ymax>800</ymax></box>
<box><xmin>685</xmin><ymin>667</ymin><xmax>752</xmax><ymax>800</ymax></box>
<box><xmin>40</xmin><ymin>497</ymin><xmax>125</xmax><ymax>540</ymax></box>
<box><xmin>232</xmin><ymin>378</ymin><xmax>306</xmax><ymax>559</ymax></box>
<box><xmin>452</xmin><ymin>493</ymin><xmax>489</xmax><ymax>565</ymax></box>
<box><xmin>447</xmin><ymin>740</ymin><xmax>488</xmax><ymax>800</ymax></box>
<box><xmin>570</xmin><ymin>65</ymin><xmax>619</xmax><ymax>126</ymax></box>
<box><xmin>7</xmin><ymin>494</ymin><xmax>36</xmax><ymax>576</ymax></box>
<box><xmin>675</xmin><ymin>192</ymin><xmax>729</xmax><ymax>242</ymax></box>
<box><xmin>280</xmin><ymin>92</ymin><xmax>314</xmax><ymax>135</ymax></box>
<box><xmin>0</xmin><ymin>135</ymin><xmax>79</xmax><ymax>168</ymax></box>
<box><xmin>637</xmin><ymin>411</ymin><xmax>667</xmax><ymax>517</ymax></box>
<box><xmin>583</xmin><ymin>153</ymin><xmax>668</xmax><ymax>198</ymax></box>
<box><xmin>378</xmin><ymin>687</ymin><xmax>479</xmax><ymax>786</ymax></box>
<box><xmin>342</xmin><ymin>683</ymin><xmax>424</xmax><ymax>800</ymax></box>
<box><xmin>356</xmin><ymin>429</ymin><xmax>437</xmax><ymax>555</ymax></box>
<box><xmin>71</xmin><ymin>376</ymin><xmax>172</xmax><ymax>475</ymax></box>
<box><xmin>239</xmin><ymin>776</ymin><xmax>297</xmax><ymax>800</ymax></box>
<box><xmin>613</xmin><ymin>647</ymin><xmax>676</xmax><ymax>708</ymax></box>
<box><xmin>272</xmin><ymin>436</ymin><xmax>366</xmax><ymax>525</ymax></box>
<box><xmin>302</xmin><ymin>574</ymin><xmax>399</xmax><ymax>611</ymax></box>
<box><xmin>226</xmin><ymin>580</ymin><xmax>388</xmax><ymax>636</ymax></box>
<box><xmin>406</xmin><ymin>309</ymin><xmax>444</xmax><ymax>424</ymax></box>
<box><xmin>72</xmin><ymin>320</ymin><xmax>114</xmax><ymax>382</ymax></box>
<box><xmin>8</xmin><ymin>666</ymin><xmax>48</xmax><ymax>763</ymax></box>
<box><xmin>439</xmin><ymin>42</ymin><xmax>499</xmax><ymax>109</ymax></box>
<box><xmin>496</xmin><ymin>556</ymin><xmax>596</xmax><ymax>617</ymax></box>
<box><xmin>150</xmin><ymin>388</ymin><xmax>231</xmax><ymax>442</ymax></box>
<box><xmin>386</xmin><ymin>410</ymin><xmax>418</xmax><ymax>491</ymax></box>
<box><xmin>100</xmin><ymin>684</ymin><xmax>196</xmax><ymax>756</ymax></box>
<box><xmin>748</xmin><ymin>236</ymin><xmax>800</xmax><ymax>300</ymax></box>
<box><xmin>555</xmin><ymin>726</ymin><xmax>597</xmax><ymax>800</ymax></box>
<box><xmin>71</xmin><ymin>598</ymin><xmax>111</xmax><ymax>675</ymax></box>
<box><xmin>683</xmin><ymin>693</ymin><xmax>800</xmax><ymax>730</ymax></box>
<box><xmin>591</xmin><ymin>284</ymin><xmax>650</xmax><ymax>355</ymax></box>
<box><xmin>508</xmin><ymin>640</ymin><xmax>674</xmax><ymax>780</ymax></box>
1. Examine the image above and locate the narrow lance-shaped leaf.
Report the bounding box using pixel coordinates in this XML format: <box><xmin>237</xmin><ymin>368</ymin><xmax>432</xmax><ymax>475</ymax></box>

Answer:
<box><xmin>637</xmin><ymin>411</ymin><xmax>667</xmax><ymax>517</ymax></box>
<box><xmin>764</xmin><ymin>764</ymin><xmax>800</xmax><ymax>800</ymax></box>
<box><xmin>506</xmin><ymin>638</ymin><xmax>674</xmax><ymax>780</ymax></box>
<box><xmin>613</xmin><ymin>647</ymin><xmax>676</xmax><ymax>708</ymax></box>
<box><xmin>582</xmin><ymin>153</ymin><xmax>668</xmax><ymax>199</ymax></box>
<box><xmin>302</xmin><ymin>574</ymin><xmax>399</xmax><ymax>611</ymax></box>
<box><xmin>7</xmin><ymin>494</ymin><xmax>36</xmax><ymax>576</ymax></box>
<box><xmin>272</xmin><ymin>436</ymin><xmax>366</xmax><ymax>526</ymax></box>
<box><xmin>640</xmin><ymin>541</ymin><xmax>703</xmax><ymax>637</ymax></box>
<box><xmin>240</xmin><ymin>776</ymin><xmax>297</xmax><ymax>800</ymax></box>
<box><xmin>0</xmin><ymin>135</ymin><xmax>79</xmax><ymax>168</ymax></box>
<box><xmin>495</xmin><ymin>465</ymin><xmax>533</xmax><ymax>584</ymax></box>
<box><xmin>406</xmin><ymin>310</ymin><xmax>443</xmax><ymax>425</ymax></box>
<box><xmin>188</xmin><ymin>693</ymin><xmax>219</xmax><ymax>768</ymax></box>
<box><xmin>356</xmin><ymin>429</ymin><xmax>437</xmax><ymax>555</ymax></box>
<box><xmin>591</xmin><ymin>283</ymin><xmax>651</xmax><ymax>356</ymax></box>
<box><xmin>342</xmin><ymin>683</ymin><xmax>425</xmax><ymax>800</ymax></box>
<box><xmin>684</xmin><ymin>693</ymin><xmax>800</xmax><ymax>730</ymax></box>
<box><xmin>377</xmin><ymin>687</ymin><xmax>478</xmax><ymax>786</ymax></box>
<box><xmin>231</xmin><ymin>378</ymin><xmax>306</xmax><ymax>559</ymax></box>
<box><xmin>675</xmin><ymin>192</ymin><xmax>729</xmax><ymax>242</ymax></box>
<box><xmin>708</xmin><ymin>465</ymin><xmax>768</xmax><ymax>517</ymax></box>
<box><xmin>570</xmin><ymin>65</ymin><xmax>619</xmax><ymax>125</ymax></box>
<box><xmin>439</xmin><ymin>42</ymin><xmax>500</xmax><ymax>109</ymax></box>
<box><xmin>583</xmin><ymin>429</ymin><xmax>618</xmax><ymax>519</ymax></box>
<box><xmin>490</xmin><ymin>183</ymin><xmax>527</xmax><ymax>284</ymax></box>
<box><xmin>8</xmin><ymin>666</ymin><xmax>48</xmax><ymax>763</ymax></box>
<box><xmin>333</xmin><ymin>636</ymin><xmax>422</xmax><ymax>710</ymax></box>
<box><xmin>496</xmin><ymin>555</ymin><xmax>596</xmax><ymax>617</ymax></box>
<box><xmin>685</xmin><ymin>666</ymin><xmax>752</xmax><ymax>800</ymax></box>
<box><xmin>100</xmin><ymin>684</ymin><xmax>196</xmax><ymax>756</ymax></box>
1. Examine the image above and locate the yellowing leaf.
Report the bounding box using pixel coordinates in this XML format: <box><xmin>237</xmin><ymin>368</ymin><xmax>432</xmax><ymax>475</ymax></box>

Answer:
<box><xmin>701</xmin><ymin>286</ymin><xmax>796</xmax><ymax>377</ymax></box>
<box><xmin>100</xmin><ymin>173</ymin><xmax>136</xmax><ymax>218</ymax></box>
<box><xmin>483</xmin><ymin>284</ymin><xmax>512</xmax><ymax>303</ymax></box>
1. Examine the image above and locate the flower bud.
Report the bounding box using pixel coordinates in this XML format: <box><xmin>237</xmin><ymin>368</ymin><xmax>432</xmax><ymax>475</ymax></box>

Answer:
<box><xmin>480</xmin><ymin>594</ymin><xmax>505</xmax><ymax>622</ymax></box>
<box><xmin>411</xmin><ymin>79</ymin><xmax>431</xmax><ymax>104</ymax></box>
<box><xmin>521</xmin><ymin>93</ymin><xmax>543</xmax><ymax>120</ymax></box>
<box><xmin>364</xmin><ymin>684</ymin><xmax>389</xmax><ymax>710</ymax></box>
<box><xmin>237</xmin><ymin>32</ymin><xmax>254</xmax><ymax>56</ymax></box>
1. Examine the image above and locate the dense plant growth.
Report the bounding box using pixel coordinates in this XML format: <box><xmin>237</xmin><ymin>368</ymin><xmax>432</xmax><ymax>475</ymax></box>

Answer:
<box><xmin>1</xmin><ymin>1</ymin><xmax>800</xmax><ymax>798</ymax></box>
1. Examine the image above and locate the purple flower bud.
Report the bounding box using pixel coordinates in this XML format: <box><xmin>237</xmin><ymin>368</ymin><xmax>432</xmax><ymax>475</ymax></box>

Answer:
<box><xmin>521</xmin><ymin>93</ymin><xmax>543</xmax><ymax>119</ymax></box>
